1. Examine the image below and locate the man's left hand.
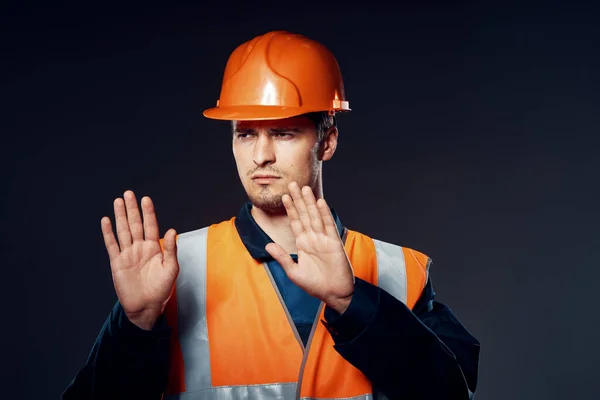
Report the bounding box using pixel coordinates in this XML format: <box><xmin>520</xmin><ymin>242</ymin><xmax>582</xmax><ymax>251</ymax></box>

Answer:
<box><xmin>265</xmin><ymin>182</ymin><xmax>355</xmax><ymax>315</ymax></box>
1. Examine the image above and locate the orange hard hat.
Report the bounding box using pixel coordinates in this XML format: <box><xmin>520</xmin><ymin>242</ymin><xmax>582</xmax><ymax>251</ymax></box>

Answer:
<box><xmin>203</xmin><ymin>31</ymin><xmax>350</xmax><ymax>121</ymax></box>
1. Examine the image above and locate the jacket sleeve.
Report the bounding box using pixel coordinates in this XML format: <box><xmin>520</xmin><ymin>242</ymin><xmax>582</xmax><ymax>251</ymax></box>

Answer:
<box><xmin>323</xmin><ymin>277</ymin><xmax>480</xmax><ymax>400</ymax></box>
<box><xmin>61</xmin><ymin>301</ymin><xmax>171</xmax><ymax>400</ymax></box>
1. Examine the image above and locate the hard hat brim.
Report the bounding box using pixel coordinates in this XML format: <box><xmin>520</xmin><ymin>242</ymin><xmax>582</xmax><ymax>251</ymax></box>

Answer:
<box><xmin>203</xmin><ymin>105</ymin><xmax>319</xmax><ymax>121</ymax></box>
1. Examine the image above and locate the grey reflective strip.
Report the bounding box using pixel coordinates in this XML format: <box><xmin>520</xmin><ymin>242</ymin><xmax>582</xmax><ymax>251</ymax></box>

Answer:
<box><xmin>175</xmin><ymin>227</ymin><xmax>211</xmax><ymax>391</ymax></box>
<box><xmin>263</xmin><ymin>262</ymin><xmax>304</xmax><ymax>349</ymax></box>
<box><xmin>425</xmin><ymin>257</ymin><xmax>431</xmax><ymax>285</ymax></box>
<box><xmin>301</xmin><ymin>395</ymin><xmax>374</xmax><ymax>400</ymax></box>
<box><xmin>295</xmin><ymin>302</ymin><xmax>325</xmax><ymax>399</ymax></box>
<box><xmin>372</xmin><ymin>239</ymin><xmax>407</xmax><ymax>304</ymax></box>
<box><xmin>164</xmin><ymin>382</ymin><xmax>297</xmax><ymax>399</ymax></box>
<box><xmin>165</xmin><ymin>385</ymin><xmax>374</xmax><ymax>400</ymax></box>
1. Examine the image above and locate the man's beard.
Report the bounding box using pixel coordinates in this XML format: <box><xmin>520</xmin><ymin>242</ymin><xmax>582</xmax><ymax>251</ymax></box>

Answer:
<box><xmin>245</xmin><ymin>154</ymin><xmax>320</xmax><ymax>214</ymax></box>
<box><xmin>248</xmin><ymin>186</ymin><xmax>287</xmax><ymax>214</ymax></box>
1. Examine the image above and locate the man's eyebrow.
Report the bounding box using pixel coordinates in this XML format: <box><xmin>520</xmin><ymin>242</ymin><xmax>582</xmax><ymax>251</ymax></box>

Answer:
<box><xmin>267</xmin><ymin>127</ymin><xmax>302</xmax><ymax>133</ymax></box>
<box><xmin>233</xmin><ymin>127</ymin><xmax>256</xmax><ymax>134</ymax></box>
<box><xmin>233</xmin><ymin>127</ymin><xmax>303</xmax><ymax>134</ymax></box>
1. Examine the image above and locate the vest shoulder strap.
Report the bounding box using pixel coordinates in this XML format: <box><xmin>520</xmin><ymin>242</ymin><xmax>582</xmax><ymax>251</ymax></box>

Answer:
<box><xmin>346</xmin><ymin>229</ymin><xmax>431</xmax><ymax>309</ymax></box>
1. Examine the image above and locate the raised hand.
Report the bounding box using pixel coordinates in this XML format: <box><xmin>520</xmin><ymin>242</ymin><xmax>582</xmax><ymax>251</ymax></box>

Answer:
<box><xmin>101</xmin><ymin>190</ymin><xmax>179</xmax><ymax>330</ymax></box>
<box><xmin>265</xmin><ymin>182</ymin><xmax>355</xmax><ymax>314</ymax></box>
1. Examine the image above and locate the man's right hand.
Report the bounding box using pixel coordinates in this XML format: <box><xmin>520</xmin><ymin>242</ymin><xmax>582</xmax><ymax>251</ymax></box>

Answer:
<box><xmin>101</xmin><ymin>190</ymin><xmax>179</xmax><ymax>330</ymax></box>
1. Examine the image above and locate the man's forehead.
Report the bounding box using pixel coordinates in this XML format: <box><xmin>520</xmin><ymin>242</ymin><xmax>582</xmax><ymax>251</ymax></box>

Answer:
<box><xmin>233</xmin><ymin>116</ymin><xmax>315</xmax><ymax>130</ymax></box>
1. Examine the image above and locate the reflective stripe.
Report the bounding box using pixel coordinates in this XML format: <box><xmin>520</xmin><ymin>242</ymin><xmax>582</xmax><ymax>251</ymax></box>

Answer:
<box><xmin>262</xmin><ymin>262</ymin><xmax>304</xmax><ymax>348</ymax></box>
<box><xmin>165</xmin><ymin>382</ymin><xmax>297</xmax><ymax>399</ymax></box>
<box><xmin>296</xmin><ymin>302</ymin><xmax>325</xmax><ymax>399</ymax></box>
<box><xmin>176</xmin><ymin>227</ymin><xmax>211</xmax><ymax>391</ymax></box>
<box><xmin>301</xmin><ymin>395</ymin><xmax>374</xmax><ymax>400</ymax></box>
<box><xmin>165</xmin><ymin>386</ymin><xmax>376</xmax><ymax>400</ymax></box>
<box><xmin>372</xmin><ymin>239</ymin><xmax>407</xmax><ymax>304</ymax></box>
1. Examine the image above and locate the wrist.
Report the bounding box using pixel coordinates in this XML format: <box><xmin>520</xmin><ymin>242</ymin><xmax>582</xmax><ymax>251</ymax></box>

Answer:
<box><xmin>126</xmin><ymin>309</ymin><xmax>162</xmax><ymax>331</ymax></box>
<box><xmin>325</xmin><ymin>293</ymin><xmax>353</xmax><ymax>315</ymax></box>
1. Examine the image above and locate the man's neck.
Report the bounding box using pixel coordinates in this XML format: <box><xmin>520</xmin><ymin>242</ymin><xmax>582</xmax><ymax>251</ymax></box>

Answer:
<box><xmin>250</xmin><ymin>206</ymin><xmax>298</xmax><ymax>254</ymax></box>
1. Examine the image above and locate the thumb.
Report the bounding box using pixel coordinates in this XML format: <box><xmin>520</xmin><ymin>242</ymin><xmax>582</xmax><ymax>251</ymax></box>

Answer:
<box><xmin>265</xmin><ymin>242</ymin><xmax>296</xmax><ymax>276</ymax></box>
<box><xmin>162</xmin><ymin>229</ymin><xmax>178</xmax><ymax>266</ymax></box>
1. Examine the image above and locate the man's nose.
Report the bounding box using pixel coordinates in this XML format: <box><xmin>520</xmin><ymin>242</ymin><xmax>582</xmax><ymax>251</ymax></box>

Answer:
<box><xmin>252</xmin><ymin>134</ymin><xmax>275</xmax><ymax>166</ymax></box>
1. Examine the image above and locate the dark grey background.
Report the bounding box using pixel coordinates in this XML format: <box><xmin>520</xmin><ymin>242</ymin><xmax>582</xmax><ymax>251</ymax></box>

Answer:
<box><xmin>3</xmin><ymin>1</ymin><xmax>599</xmax><ymax>399</ymax></box>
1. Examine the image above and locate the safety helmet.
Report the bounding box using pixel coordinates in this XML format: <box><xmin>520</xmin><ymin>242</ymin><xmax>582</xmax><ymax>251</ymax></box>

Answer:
<box><xmin>203</xmin><ymin>31</ymin><xmax>350</xmax><ymax>121</ymax></box>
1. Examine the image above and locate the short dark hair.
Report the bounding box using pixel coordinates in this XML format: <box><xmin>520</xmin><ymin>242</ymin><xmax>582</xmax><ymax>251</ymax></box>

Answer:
<box><xmin>303</xmin><ymin>111</ymin><xmax>337</xmax><ymax>144</ymax></box>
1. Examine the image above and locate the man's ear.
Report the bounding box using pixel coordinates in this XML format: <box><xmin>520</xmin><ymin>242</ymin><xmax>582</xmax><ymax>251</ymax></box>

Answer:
<box><xmin>320</xmin><ymin>126</ymin><xmax>338</xmax><ymax>161</ymax></box>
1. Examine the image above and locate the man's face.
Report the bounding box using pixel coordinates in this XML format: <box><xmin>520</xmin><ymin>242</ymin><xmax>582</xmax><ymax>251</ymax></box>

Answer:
<box><xmin>232</xmin><ymin>116</ymin><xmax>322</xmax><ymax>214</ymax></box>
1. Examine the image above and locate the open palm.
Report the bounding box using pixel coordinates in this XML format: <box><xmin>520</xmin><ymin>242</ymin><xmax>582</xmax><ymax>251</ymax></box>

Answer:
<box><xmin>266</xmin><ymin>183</ymin><xmax>355</xmax><ymax>312</ymax></box>
<box><xmin>101</xmin><ymin>191</ymin><xmax>179</xmax><ymax>329</ymax></box>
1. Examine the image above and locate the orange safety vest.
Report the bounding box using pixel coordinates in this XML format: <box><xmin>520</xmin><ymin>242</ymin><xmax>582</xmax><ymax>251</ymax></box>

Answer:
<box><xmin>161</xmin><ymin>217</ymin><xmax>430</xmax><ymax>399</ymax></box>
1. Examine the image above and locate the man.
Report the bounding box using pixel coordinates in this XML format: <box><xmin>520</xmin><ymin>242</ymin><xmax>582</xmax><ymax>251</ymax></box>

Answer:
<box><xmin>63</xmin><ymin>31</ymin><xmax>480</xmax><ymax>399</ymax></box>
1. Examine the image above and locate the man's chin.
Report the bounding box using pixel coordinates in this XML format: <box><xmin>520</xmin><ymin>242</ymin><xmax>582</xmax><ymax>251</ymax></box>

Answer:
<box><xmin>249</xmin><ymin>196</ymin><xmax>286</xmax><ymax>215</ymax></box>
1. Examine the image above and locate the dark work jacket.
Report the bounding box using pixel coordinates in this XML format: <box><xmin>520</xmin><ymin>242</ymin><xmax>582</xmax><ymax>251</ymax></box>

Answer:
<box><xmin>62</xmin><ymin>202</ymin><xmax>481</xmax><ymax>400</ymax></box>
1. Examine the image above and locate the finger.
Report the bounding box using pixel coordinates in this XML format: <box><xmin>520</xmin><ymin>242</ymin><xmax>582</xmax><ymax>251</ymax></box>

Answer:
<box><xmin>265</xmin><ymin>242</ymin><xmax>297</xmax><ymax>278</ymax></box>
<box><xmin>114</xmin><ymin>197</ymin><xmax>132</xmax><ymax>249</ymax></box>
<box><xmin>101</xmin><ymin>216</ymin><xmax>120</xmax><ymax>262</ymax></box>
<box><xmin>124</xmin><ymin>190</ymin><xmax>144</xmax><ymax>242</ymax></box>
<box><xmin>162</xmin><ymin>228</ymin><xmax>178</xmax><ymax>267</ymax></box>
<box><xmin>302</xmin><ymin>186</ymin><xmax>324</xmax><ymax>234</ymax></box>
<box><xmin>141</xmin><ymin>196</ymin><xmax>160</xmax><ymax>242</ymax></box>
<box><xmin>282</xmin><ymin>194</ymin><xmax>304</xmax><ymax>237</ymax></box>
<box><xmin>316</xmin><ymin>198</ymin><xmax>339</xmax><ymax>238</ymax></box>
<box><xmin>289</xmin><ymin>182</ymin><xmax>312</xmax><ymax>232</ymax></box>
